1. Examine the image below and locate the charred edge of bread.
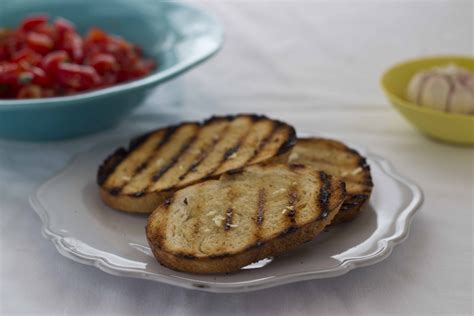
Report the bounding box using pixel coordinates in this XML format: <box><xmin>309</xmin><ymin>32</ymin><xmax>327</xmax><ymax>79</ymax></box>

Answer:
<box><xmin>97</xmin><ymin>114</ymin><xmax>297</xmax><ymax>188</ymax></box>
<box><xmin>98</xmin><ymin>186</ymin><xmax>173</xmax><ymax>213</ymax></box>
<box><xmin>97</xmin><ymin>148</ymin><xmax>129</xmax><ymax>186</ymax></box>
<box><xmin>331</xmin><ymin>194</ymin><xmax>368</xmax><ymax>224</ymax></box>
<box><xmin>298</xmin><ymin>137</ymin><xmax>374</xmax><ymax>194</ymax></box>
<box><xmin>96</xmin><ymin>131</ymin><xmax>156</xmax><ymax>186</ymax></box>
<box><xmin>146</xmin><ymin>173</ymin><xmax>346</xmax><ymax>273</ymax></box>
<box><xmin>96</xmin><ymin>127</ymin><xmax>177</xmax><ymax>187</ymax></box>
<box><xmin>276</xmin><ymin>122</ymin><xmax>297</xmax><ymax>155</ymax></box>
<box><xmin>334</xmin><ymin>193</ymin><xmax>369</xmax><ymax>221</ymax></box>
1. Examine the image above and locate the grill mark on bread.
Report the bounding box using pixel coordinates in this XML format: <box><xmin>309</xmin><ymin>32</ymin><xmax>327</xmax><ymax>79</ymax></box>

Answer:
<box><xmin>287</xmin><ymin>189</ymin><xmax>298</xmax><ymax>225</ymax></box>
<box><xmin>97</xmin><ymin>148</ymin><xmax>128</xmax><ymax>186</ymax></box>
<box><xmin>256</xmin><ymin>189</ymin><xmax>266</xmax><ymax>226</ymax></box>
<box><xmin>97</xmin><ymin>131</ymin><xmax>154</xmax><ymax>187</ymax></box>
<box><xmin>108</xmin><ymin>186</ymin><xmax>122</xmax><ymax>196</ymax></box>
<box><xmin>193</xmin><ymin>221</ymin><xmax>201</xmax><ymax>236</ymax></box>
<box><xmin>178</xmin><ymin>124</ymin><xmax>231</xmax><ymax>181</ymax></box>
<box><xmin>290</xmin><ymin>138</ymin><xmax>373</xmax><ymax>224</ymax></box>
<box><xmin>318</xmin><ymin>172</ymin><xmax>331</xmax><ymax>220</ymax></box>
<box><xmin>133</xmin><ymin>126</ymin><xmax>178</xmax><ymax>179</ymax></box>
<box><xmin>149</xmin><ymin>135</ymin><xmax>198</xmax><ymax>185</ymax></box>
<box><xmin>205</xmin><ymin>124</ymin><xmax>254</xmax><ymax>178</ymax></box>
<box><xmin>276</xmin><ymin>124</ymin><xmax>296</xmax><ymax>155</ymax></box>
<box><xmin>253</xmin><ymin>188</ymin><xmax>267</xmax><ymax>246</ymax></box>
<box><xmin>246</xmin><ymin>121</ymin><xmax>281</xmax><ymax>164</ymax></box>
<box><xmin>289</xmin><ymin>163</ymin><xmax>305</xmax><ymax>170</ymax></box>
<box><xmin>224</xmin><ymin>208</ymin><xmax>234</xmax><ymax>231</ymax></box>
<box><xmin>357</xmin><ymin>158</ymin><xmax>373</xmax><ymax>187</ymax></box>
<box><xmin>128</xmin><ymin>131</ymin><xmax>153</xmax><ymax>151</ymax></box>
<box><xmin>103</xmin><ymin>127</ymin><xmax>177</xmax><ymax>195</ymax></box>
<box><xmin>223</xmin><ymin>187</ymin><xmax>239</xmax><ymax>232</ymax></box>
<box><xmin>134</xmin><ymin>162</ymin><xmax>148</xmax><ymax>174</ymax></box>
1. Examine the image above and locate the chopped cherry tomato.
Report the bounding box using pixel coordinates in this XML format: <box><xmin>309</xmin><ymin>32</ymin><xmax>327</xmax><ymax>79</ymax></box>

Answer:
<box><xmin>60</xmin><ymin>32</ymin><xmax>83</xmax><ymax>62</ymax></box>
<box><xmin>85</xmin><ymin>27</ymin><xmax>108</xmax><ymax>43</ymax></box>
<box><xmin>57</xmin><ymin>63</ymin><xmax>101</xmax><ymax>90</ymax></box>
<box><xmin>30</xmin><ymin>66</ymin><xmax>51</xmax><ymax>86</ymax></box>
<box><xmin>129</xmin><ymin>60</ymin><xmax>155</xmax><ymax>79</ymax></box>
<box><xmin>11</xmin><ymin>48</ymin><xmax>42</xmax><ymax>66</ymax></box>
<box><xmin>1</xmin><ymin>15</ymin><xmax>155</xmax><ymax>99</ymax></box>
<box><xmin>0</xmin><ymin>46</ymin><xmax>8</xmax><ymax>61</ymax></box>
<box><xmin>0</xmin><ymin>62</ymin><xmax>19</xmax><ymax>84</ymax></box>
<box><xmin>20</xmin><ymin>15</ymin><xmax>48</xmax><ymax>32</ymax></box>
<box><xmin>26</xmin><ymin>32</ymin><xmax>53</xmax><ymax>55</ymax></box>
<box><xmin>34</xmin><ymin>24</ymin><xmax>58</xmax><ymax>43</ymax></box>
<box><xmin>88</xmin><ymin>53</ymin><xmax>118</xmax><ymax>74</ymax></box>
<box><xmin>54</xmin><ymin>17</ymin><xmax>75</xmax><ymax>34</ymax></box>
<box><xmin>41</xmin><ymin>50</ymin><xmax>69</xmax><ymax>74</ymax></box>
<box><xmin>5</xmin><ymin>31</ymin><xmax>25</xmax><ymax>57</ymax></box>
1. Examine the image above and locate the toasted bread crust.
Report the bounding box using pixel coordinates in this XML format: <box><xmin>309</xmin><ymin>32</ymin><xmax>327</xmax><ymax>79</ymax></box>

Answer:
<box><xmin>98</xmin><ymin>114</ymin><xmax>297</xmax><ymax>213</ymax></box>
<box><xmin>290</xmin><ymin>138</ymin><xmax>373</xmax><ymax>224</ymax></box>
<box><xmin>146</xmin><ymin>164</ymin><xmax>346</xmax><ymax>274</ymax></box>
<box><xmin>147</xmin><ymin>210</ymin><xmax>338</xmax><ymax>274</ymax></box>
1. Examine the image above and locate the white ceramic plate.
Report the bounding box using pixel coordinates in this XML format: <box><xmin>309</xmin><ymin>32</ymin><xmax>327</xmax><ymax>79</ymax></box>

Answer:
<box><xmin>30</xmin><ymin>137</ymin><xmax>422</xmax><ymax>293</ymax></box>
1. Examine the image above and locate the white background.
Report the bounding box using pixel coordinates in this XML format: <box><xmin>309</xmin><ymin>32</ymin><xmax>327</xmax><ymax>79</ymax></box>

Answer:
<box><xmin>1</xmin><ymin>0</ymin><xmax>473</xmax><ymax>315</ymax></box>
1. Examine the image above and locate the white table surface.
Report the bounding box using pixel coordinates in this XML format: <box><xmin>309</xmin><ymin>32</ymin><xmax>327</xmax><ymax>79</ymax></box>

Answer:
<box><xmin>1</xmin><ymin>1</ymin><xmax>473</xmax><ymax>315</ymax></box>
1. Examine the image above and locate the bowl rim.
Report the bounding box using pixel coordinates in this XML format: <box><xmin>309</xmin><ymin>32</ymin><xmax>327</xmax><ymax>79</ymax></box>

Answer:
<box><xmin>380</xmin><ymin>55</ymin><xmax>474</xmax><ymax>120</ymax></box>
<box><xmin>0</xmin><ymin>2</ymin><xmax>224</xmax><ymax>111</ymax></box>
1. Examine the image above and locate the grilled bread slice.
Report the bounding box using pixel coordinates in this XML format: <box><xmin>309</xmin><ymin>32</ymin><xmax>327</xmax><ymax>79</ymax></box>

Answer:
<box><xmin>146</xmin><ymin>163</ymin><xmax>346</xmax><ymax>274</ymax></box>
<box><xmin>97</xmin><ymin>114</ymin><xmax>296</xmax><ymax>213</ymax></box>
<box><xmin>289</xmin><ymin>138</ymin><xmax>373</xmax><ymax>224</ymax></box>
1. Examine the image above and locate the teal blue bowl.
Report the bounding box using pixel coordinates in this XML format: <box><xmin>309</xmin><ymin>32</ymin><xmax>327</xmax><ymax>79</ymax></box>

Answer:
<box><xmin>0</xmin><ymin>0</ymin><xmax>223</xmax><ymax>141</ymax></box>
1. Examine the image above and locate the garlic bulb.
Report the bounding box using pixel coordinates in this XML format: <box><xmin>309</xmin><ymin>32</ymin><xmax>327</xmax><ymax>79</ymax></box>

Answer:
<box><xmin>406</xmin><ymin>64</ymin><xmax>474</xmax><ymax>114</ymax></box>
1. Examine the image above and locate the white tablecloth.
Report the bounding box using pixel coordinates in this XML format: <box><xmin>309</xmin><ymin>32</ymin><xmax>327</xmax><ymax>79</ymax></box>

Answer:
<box><xmin>1</xmin><ymin>1</ymin><xmax>473</xmax><ymax>315</ymax></box>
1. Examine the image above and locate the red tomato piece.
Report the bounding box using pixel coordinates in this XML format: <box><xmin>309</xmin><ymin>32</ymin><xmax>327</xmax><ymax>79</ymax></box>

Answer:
<box><xmin>85</xmin><ymin>27</ymin><xmax>108</xmax><ymax>43</ymax></box>
<box><xmin>129</xmin><ymin>59</ymin><xmax>155</xmax><ymax>79</ymax></box>
<box><xmin>88</xmin><ymin>53</ymin><xmax>118</xmax><ymax>74</ymax></box>
<box><xmin>41</xmin><ymin>50</ymin><xmax>69</xmax><ymax>73</ymax></box>
<box><xmin>0</xmin><ymin>46</ymin><xmax>8</xmax><ymax>61</ymax></box>
<box><xmin>0</xmin><ymin>29</ymin><xmax>13</xmax><ymax>60</ymax></box>
<box><xmin>34</xmin><ymin>24</ymin><xmax>58</xmax><ymax>43</ymax></box>
<box><xmin>20</xmin><ymin>15</ymin><xmax>48</xmax><ymax>32</ymax></box>
<box><xmin>26</xmin><ymin>32</ymin><xmax>54</xmax><ymax>55</ymax></box>
<box><xmin>0</xmin><ymin>62</ymin><xmax>19</xmax><ymax>84</ymax></box>
<box><xmin>100</xmin><ymin>72</ymin><xmax>118</xmax><ymax>86</ymax></box>
<box><xmin>5</xmin><ymin>31</ymin><xmax>25</xmax><ymax>57</ymax></box>
<box><xmin>54</xmin><ymin>17</ymin><xmax>75</xmax><ymax>34</ymax></box>
<box><xmin>57</xmin><ymin>63</ymin><xmax>101</xmax><ymax>90</ymax></box>
<box><xmin>11</xmin><ymin>48</ymin><xmax>42</xmax><ymax>66</ymax></box>
<box><xmin>30</xmin><ymin>66</ymin><xmax>51</xmax><ymax>86</ymax></box>
<box><xmin>61</xmin><ymin>32</ymin><xmax>83</xmax><ymax>62</ymax></box>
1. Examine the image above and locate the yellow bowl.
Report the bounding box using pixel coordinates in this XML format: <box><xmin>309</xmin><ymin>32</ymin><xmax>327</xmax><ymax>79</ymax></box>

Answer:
<box><xmin>381</xmin><ymin>56</ymin><xmax>474</xmax><ymax>145</ymax></box>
